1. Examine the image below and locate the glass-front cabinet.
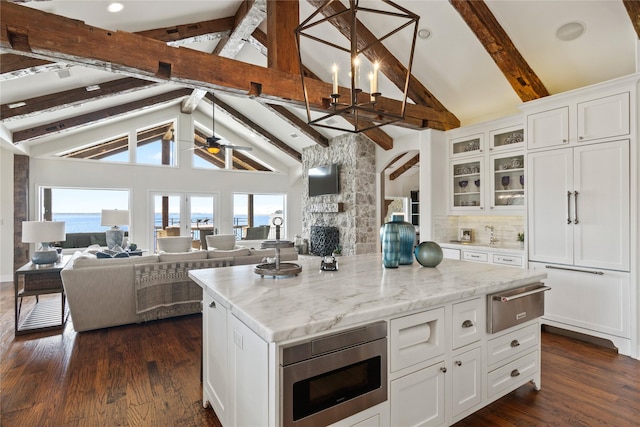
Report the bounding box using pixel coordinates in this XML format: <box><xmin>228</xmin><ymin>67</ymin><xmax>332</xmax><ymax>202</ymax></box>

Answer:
<box><xmin>490</xmin><ymin>153</ymin><xmax>524</xmax><ymax>210</ymax></box>
<box><xmin>451</xmin><ymin>158</ymin><xmax>484</xmax><ymax>211</ymax></box>
<box><xmin>489</xmin><ymin>125</ymin><xmax>524</xmax><ymax>152</ymax></box>
<box><xmin>450</xmin><ymin>133</ymin><xmax>484</xmax><ymax>158</ymax></box>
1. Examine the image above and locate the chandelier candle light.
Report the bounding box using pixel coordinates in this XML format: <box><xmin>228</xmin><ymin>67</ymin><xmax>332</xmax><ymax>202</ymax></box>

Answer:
<box><xmin>22</xmin><ymin>221</ymin><xmax>66</xmax><ymax>265</ymax></box>
<box><xmin>101</xmin><ymin>209</ymin><xmax>129</xmax><ymax>249</ymax></box>
<box><xmin>295</xmin><ymin>0</ymin><xmax>419</xmax><ymax>133</ymax></box>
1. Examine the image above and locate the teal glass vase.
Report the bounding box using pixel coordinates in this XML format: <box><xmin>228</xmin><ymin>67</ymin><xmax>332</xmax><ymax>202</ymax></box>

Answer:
<box><xmin>380</xmin><ymin>221</ymin><xmax>400</xmax><ymax>268</ymax></box>
<box><xmin>391</xmin><ymin>214</ymin><xmax>416</xmax><ymax>265</ymax></box>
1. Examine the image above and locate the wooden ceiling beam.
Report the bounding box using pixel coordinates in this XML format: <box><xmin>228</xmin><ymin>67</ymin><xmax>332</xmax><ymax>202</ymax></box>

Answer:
<box><xmin>12</xmin><ymin>88</ymin><xmax>191</xmax><ymax>143</ymax></box>
<box><xmin>623</xmin><ymin>0</ymin><xmax>640</xmax><ymax>39</ymax></box>
<box><xmin>389</xmin><ymin>154</ymin><xmax>419</xmax><ymax>180</ymax></box>
<box><xmin>1</xmin><ymin>77</ymin><xmax>160</xmax><ymax>121</ymax></box>
<box><xmin>0</xmin><ymin>2</ymin><xmax>448</xmax><ymax>130</ymax></box>
<box><xmin>136</xmin><ymin>17</ymin><xmax>235</xmax><ymax>45</ymax></box>
<box><xmin>263</xmin><ymin>103</ymin><xmax>329</xmax><ymax>147</ymax></box>
<box><xmin>205</xmin><ymin>93</ymin><xmax>302</xmax><ymax>162</ymax></box>
<box><xmin>0</xmin><ymin>53</ymin><xmax>73</xmax><ymax>81</ymax></box>
<box><xmin>267</xmin><ymin>0</ymin><xmax>299</xmax><ymax>75</ymax></box>
<box><xmin>193</xmin><ymin>147</ymin><xmax>227</xmax><ymax>169</ymax></box>
<box><xmin>450</xmin><ymin>0</ymin><xmax>549</xmax><ymax>102</ymax></box>
<box><xmin>306</xmin><ymin>0</ymin><xmax>459</xmax><ymax>128</ymax></box>
<box><xmin>182</xmin><ymin>0</ymin><xmax>266</xmax><ymax>114</ymax></box>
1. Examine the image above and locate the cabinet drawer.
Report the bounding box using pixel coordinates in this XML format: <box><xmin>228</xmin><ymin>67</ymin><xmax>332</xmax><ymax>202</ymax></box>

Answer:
<box><xmin>487</xmin><ymin>350</ymin><xmax>538</xmax><ymax>398</ymax></box>
<box><xmin>452</xmin><ymin>298</ymin><xmax>483</xmax><ymax>349</ymax></box>
<box><xmin>487</xmin><ymin>323</ymin><xmax>538</xmax><ymax>367</ymax></box>
<box><xmin>463</xmin><ymin>251</ymin><xmax>488</xmax><ymax>262</ymax></box>
<box><xmin>492</xmin><ymin>254</ymin><xmax>523</xmax><ymax>267</ymax></box>
<box><xmin>390</xmin><ymin>308</ymin><xmax>445</xmax><ymax>372</ymax></box>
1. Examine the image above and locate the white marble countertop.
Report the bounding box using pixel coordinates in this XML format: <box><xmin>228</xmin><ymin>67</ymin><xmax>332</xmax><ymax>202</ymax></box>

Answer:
<box><xmin>439</xmin><ymin>241</ymin><xmax>525</xmax><ymax>254</ymax></box>
<box><xmin>189</xmin><ymin>254</ymin><xmax>545</xmax><ymax>343</ymax></box>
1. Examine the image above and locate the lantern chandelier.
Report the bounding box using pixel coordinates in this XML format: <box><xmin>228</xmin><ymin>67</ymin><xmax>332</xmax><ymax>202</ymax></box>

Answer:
<box><xmin>295</xmin><ymin>0</ymin><xmax>419</xmax><ymax>133</ymax></box>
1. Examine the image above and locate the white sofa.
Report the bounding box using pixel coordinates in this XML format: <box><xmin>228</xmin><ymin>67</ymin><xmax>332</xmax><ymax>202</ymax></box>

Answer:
<box><xmin>61</xmin><ymin>242</ymin><xmax>298</xmax><ymax>332</ymax></box>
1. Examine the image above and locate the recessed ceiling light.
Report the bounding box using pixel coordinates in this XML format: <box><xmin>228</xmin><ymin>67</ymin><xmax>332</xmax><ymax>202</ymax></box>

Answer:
<box><xmin>8</xmin><ymin>101</ymin><xmax>26</xmax><ymax>109</ymax></box>
<box><xmin>107</xmin><ymin>2</ymin><xmax>124</xmax><ymax>13</ymax></box>
<box><xmin>418</xmin><ymin>28</ymin><xmax>432</xmax><ymax>40</ymax></box>
<box><xmin>85</xmin><ymin>85</ymin><xmax>101</xmax><ymax>91</ymax></box>
<box><xmin>556</xmin><ymin>21</ymin><xmax>586</xmax><ymax>41</ymax></box>
<box><xmin>56</xmin><ymin>69</ymin><xmax>71</xmax><ymax>79</ymax></box>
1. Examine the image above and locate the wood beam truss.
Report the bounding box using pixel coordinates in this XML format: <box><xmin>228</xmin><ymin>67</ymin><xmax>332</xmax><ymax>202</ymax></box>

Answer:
<box><xmin>389</xmin><ymin>154</ymin><xmax>419</xmax><ymax>180</ymax></box>
<box><xmin>449</xmin><ymin>0</ymin><xmax>549</xmax><ymax>102</ymax></box>
<box><xmin>623</xmin><ymin>0</ymin><xmax>640</xmax><ymax>39</ymax></box>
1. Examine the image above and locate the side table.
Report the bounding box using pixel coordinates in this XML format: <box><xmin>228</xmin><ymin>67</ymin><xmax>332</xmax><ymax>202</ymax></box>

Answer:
<box><xmin>14</xmin><ymin>255</ymin><xmax>71</xmax><ymax>335</ymax></box>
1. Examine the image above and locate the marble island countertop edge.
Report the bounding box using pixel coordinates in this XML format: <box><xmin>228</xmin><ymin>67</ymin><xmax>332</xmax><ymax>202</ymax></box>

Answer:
<box><xmin>189</xmin><ymin>254</ymin><xmax>546</xmax><ymax>343</ymax></box>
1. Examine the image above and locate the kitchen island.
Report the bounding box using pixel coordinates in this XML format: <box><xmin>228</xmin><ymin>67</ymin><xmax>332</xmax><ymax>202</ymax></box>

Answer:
<box><xmin>189</xmin><ymin>254</ymin><xmax>547</xmax><ymax>427</ymax></box>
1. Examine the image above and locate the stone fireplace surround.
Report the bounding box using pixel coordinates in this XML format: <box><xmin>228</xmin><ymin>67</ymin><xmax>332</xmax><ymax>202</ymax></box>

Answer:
<box><xmin>302</xmin><ymin>133</ymin><xmax>377</xmax><ymax>256</ymax></box>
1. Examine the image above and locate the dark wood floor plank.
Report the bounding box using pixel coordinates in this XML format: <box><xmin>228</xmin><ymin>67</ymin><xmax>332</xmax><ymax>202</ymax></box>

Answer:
<box><xmin>1</xmin><ymin>281</ymin><xmax>637</xmax><ymax>427</ymax></box>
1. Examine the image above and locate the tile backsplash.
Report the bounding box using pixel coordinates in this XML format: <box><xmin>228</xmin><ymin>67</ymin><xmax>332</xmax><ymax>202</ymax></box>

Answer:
<box><xmin>432</xmin><ymin>215</ymin><xmax>525</xmax><ymax>248</ymax></box>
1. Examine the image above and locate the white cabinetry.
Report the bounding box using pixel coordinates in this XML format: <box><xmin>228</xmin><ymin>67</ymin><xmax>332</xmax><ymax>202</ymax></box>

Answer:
<box><xmin>390</xmin><ymin>362</ymin><xmax>446</xmax><ymax>427</ymax></box>
<box><xmin>527</xmin><ymin>92</ymin><xmax>629</xmax><ymax>150</ymax></box>
<box><xmin>527</xmin><ymin>140</ymin><xmax>630</xmax><ymax>271</ymax></box>
<box><xmin>522</xmin><ymin>78</ymin><xmax>636</xmax><ymax>358</ymax></box>
<box><xmin>448</xmin><ymin>117</ymin><xmax>524</xmax><ymax>214</ymax></box>
<box><xmin>203</xmin><ymin>290</ymin><xmax>229</xmax><ymax>425</ymax></box>
<box><xmin>451</xmin><ymin>346</ymin><xmax>482</xmax><ymax>417</ymax></box>
<box><xmin>203</xmin><ymin>290</ymin><xmax>269</xmax><ymax>427</ymax></box>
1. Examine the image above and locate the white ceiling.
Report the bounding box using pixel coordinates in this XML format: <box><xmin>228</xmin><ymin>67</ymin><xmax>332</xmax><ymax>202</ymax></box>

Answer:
<box><xmin>1</xmin><ymin>0</ymin><xmax>637</xmax><ymax>170</ymax></box>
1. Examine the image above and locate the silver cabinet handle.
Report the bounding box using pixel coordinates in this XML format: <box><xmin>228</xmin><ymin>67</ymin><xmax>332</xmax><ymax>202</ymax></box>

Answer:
<box><xmin>455</xmin><ymin>360</ymin><xmax>462</xmax><ymax>366</ymax></box>
<box><xmin>545</xmin><ymin>265</ymin><xmax>604</xmax><ymax>275</ymax></box>
<box><xmin>574</xmin><ymin>191</ymin><xmax>579</xmax><ymax>224</ymax></box>
<box><xmin>510</xmin><ymin>340</ymin><xmax>520</xmax><ymax>348</ymax></box>
<box><xmin>510</xmin><ymin>369</ymin><xmax>520</xmax><ymax>377</ymax></box>
<box><xmin>209</xmin><ymin>300</ymin><xmax>216</xmax><ymax>308</ymax></box>
<box><xmin>440</xmin><ymin>367</ymin><xmax>447</xmax><ymax>373</ymax></box>
<box><xmin>461</xmin><ymin>320</ymin><xmax>474</xmax><ymax>328</ymax></box>
<box><xmin>493</xmin><ymin>285</ymin><xmax>551</xmax><ymax>302</ymax></box>
<box><xmin>567</xmin><ymin>191</ymin><xmax>572</xmax><ymax>224</ymax></box>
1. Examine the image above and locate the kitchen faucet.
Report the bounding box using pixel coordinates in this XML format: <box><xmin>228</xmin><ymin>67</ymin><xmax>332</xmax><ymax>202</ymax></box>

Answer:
<box><xmin>485</xmin><ymin>225</ymin><xmax>498</xmax><ymax>245</ymax></box>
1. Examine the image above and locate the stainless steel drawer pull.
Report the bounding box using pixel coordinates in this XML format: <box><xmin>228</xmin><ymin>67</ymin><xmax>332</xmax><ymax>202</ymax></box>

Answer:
<box><xmin>502</xmin><ymin>258</ymin><xmax>513</xmax><ymax>262</ymax></box>
<box><xmin>209</xmin><ymin>300</ymin><xmax>216</xmax><ymax>308</ymax></box>
<box><xmin>461</xmin><ymin>320</ymin><xmax>474</xmax><ymax>328</ymax></box>
<box><xmin>567</xmin><ymin>191</ymin><xmax>572</xmax><ymax>224</ymax></box>
<box><xmin>440</xmin><ymin>367</ymin><xmax>447</xmax><ymax>373</ymax></box>
<box><xmin>510</xmin><ymin>369</ymin><xmax>520</xmax><ymax>377</ymax></box>
<box><xmin>510</xmin><ymin>340</ymin><xmax>520</xmax><ymax>348</ymax></box>
<box><xmin>574</xmin><ymin>191</ymin><xmax>579</xmax><ymax>224</ymax></box>
<box><xmin>455</xmin><ymin>360</ymin><xmax>462</xmax><ymax>366</ymax></box>
<box><xmin>545</xmin><ymin>265</ymin><xmax>604</xmax><ymax>275</ymax></box>
<box><xmin>493</xmin><ymin>286</ymin><xmax>551</xmax><ymax>302</ymax></box>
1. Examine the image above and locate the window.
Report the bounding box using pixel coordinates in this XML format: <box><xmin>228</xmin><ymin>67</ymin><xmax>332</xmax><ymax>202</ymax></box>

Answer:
<box><xmin>58</xmin><ymin>121</ymin><xmax>177</xmax><ymax>166</ymax></box>
<box><xmin>41</xmin><ymin>187</ymin><xmax>129</xmax><ymax>234</ymax></box>
<box><xmin>233</xmin><ymin>193</ymin><xmax>286</xmax><ymax>240</ymax></box>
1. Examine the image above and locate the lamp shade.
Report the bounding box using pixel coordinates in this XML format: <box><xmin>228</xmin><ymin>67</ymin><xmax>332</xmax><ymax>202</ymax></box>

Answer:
<box><xmin>22</xmin><ymin>221</ymin><xmax>66</xmax><ymax>244</ymax></box>
<box><xmin>101</xmin><ymin>209</ymin><xmax>129</xmax><ymax>227</ymax></box>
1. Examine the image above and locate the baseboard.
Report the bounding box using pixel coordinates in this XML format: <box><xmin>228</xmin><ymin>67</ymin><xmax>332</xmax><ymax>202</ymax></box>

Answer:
<box><xmin>542</xmin><ymin>325</ymin><xmax>618</xmax><ymax>351</ymax></box>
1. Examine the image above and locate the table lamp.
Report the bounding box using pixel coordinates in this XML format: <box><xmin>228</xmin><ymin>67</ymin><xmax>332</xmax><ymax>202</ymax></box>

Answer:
<box><xmin>22</xmin><ymin>221</ymin><xmax>66</xmax><ymax>265</ymax></box>
<box><xmin>101</xmin><ymin>209</ymin><xmax>129</xmax><ymax>249</ymax></box>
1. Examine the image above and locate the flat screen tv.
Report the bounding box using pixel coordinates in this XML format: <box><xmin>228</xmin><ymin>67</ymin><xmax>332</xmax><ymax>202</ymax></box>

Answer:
<box><xmin>308</xmin><ymin>164</ymin><xmax>339</xmax><ymax>197</ymax></box>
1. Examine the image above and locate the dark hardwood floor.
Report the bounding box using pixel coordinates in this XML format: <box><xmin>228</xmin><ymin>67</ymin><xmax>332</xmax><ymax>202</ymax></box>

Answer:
<box><xmin>1</xmin><ymin>280</ymin><xmax>638</xmax><ymax>426</ymax></box>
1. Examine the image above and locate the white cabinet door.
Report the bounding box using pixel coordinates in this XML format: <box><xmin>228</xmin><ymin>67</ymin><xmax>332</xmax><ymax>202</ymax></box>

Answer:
<box><xmin>573</xmin><ymin>140</ymin><xmax>630</xmax><ymax>271</ymax></box>
<box><xmin>528</xmin><ymin>140</ymin><xmax>630</xmax><ymax>270</ymax></box>
<box><xmin>228</xmin><ymin>314</ymin><xmax>269</xmax><ymax>427</ymax></box>
<box><xmin>451</xmin><ymin>347</ymin><xmax>482</xmax><ymax>417</ymax></box>
<box><xmin>527</xmin><ymin>148</ymin><xmax>573</xmax><ymax>265</ymax></box>
<box><xmin>532</xmin><ymin>262</ymin><xmax>631</xmax><ymax>340</ymax></box>
<box><xmin>390</xmin><ymin>308</ymin><xmax>445</xmax><ymax>373</ymax></box>
<box><xmin>390</xmin><ymin>362</ymin><xmax>446</xmax><ymax>427</ymax></box>
<box><xmin>452</xmin><ymin>298</ymin><xmax>483</xmax><ymax>350</ymax></box>
<box><xmin>577</xmin><ymin>92</ymin><xmax>630</xmax><ymax>142</ymax></box>
<box><xmin>203</xmin><ymin>291</ymin><xmax>228</xmax><ymax>425</ymax></box>
<box><xmin>526</xmin><ymin>106</ymin><xmax>569</xmax><ymax>150</ymax></box>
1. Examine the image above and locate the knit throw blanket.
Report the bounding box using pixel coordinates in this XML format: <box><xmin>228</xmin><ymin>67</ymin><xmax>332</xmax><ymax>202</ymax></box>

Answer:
<box><xmin>134</xmin><ymin>259</ymin><xmax>232</xmax><ymax>314</ymax></box>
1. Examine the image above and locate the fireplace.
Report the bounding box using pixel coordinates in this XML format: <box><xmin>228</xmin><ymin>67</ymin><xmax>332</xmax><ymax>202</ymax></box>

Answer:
<box><xmin>310</xmin><ymin>226</ymin><xmax>339</xmax><ymax>256</ymax></box>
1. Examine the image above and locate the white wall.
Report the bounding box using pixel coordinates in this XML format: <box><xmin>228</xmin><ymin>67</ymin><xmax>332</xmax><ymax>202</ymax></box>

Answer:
<box><xmin>0</xmin><ymin>105</ymin><xmax>303</xmax><ymax>279</ymax></box>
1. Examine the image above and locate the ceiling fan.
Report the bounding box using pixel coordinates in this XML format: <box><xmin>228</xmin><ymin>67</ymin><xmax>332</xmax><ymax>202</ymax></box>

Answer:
<box><xmin>192</xmin><ymin>93</ymin><xmax>253</xmax><ymax>154</ymax></box>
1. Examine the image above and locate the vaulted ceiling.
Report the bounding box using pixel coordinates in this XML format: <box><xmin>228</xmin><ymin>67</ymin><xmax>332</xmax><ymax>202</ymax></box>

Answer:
<box><xmin>1</xmin><ymin>0</ymin><xmax>638</xmax><ymax>174</ymax></box>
